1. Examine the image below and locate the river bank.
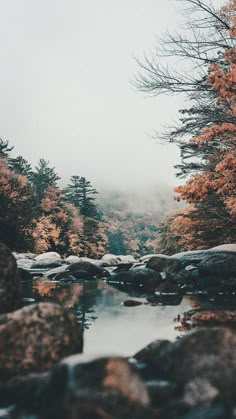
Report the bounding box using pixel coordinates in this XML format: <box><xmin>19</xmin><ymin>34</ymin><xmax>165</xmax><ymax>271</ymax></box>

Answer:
<box><xmin>0</xmin><ymin>242</ymin><xmax>236</xmax><ymax>418</ymax></box>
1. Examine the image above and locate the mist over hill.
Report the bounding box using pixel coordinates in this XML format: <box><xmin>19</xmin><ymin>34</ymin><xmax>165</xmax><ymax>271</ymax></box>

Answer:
<box><xmin>97</xmin><ymin>183</ymin><xmax>182</xmax><ymax>257</ymax></box>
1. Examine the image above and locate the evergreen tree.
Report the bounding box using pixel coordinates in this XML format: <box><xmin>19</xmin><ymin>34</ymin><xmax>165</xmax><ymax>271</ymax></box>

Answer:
<box><xmin>31</xmin><ymin>159</ymin><xmax>60</xmax><ymax>204</ymax></box>
<box><xmin>0</xmin><ymin>138</ymin><xmax>13</xmax><ymax>158</ymax></box>
<box><xmin>65</xmin><ymin>176</ymin><xmax>99</xmax><ymax>218</ymax></box>
<box><xmin>8</xmin><ymin>155</ymin><xmax>33</xmax><ymax>178</ymax></box>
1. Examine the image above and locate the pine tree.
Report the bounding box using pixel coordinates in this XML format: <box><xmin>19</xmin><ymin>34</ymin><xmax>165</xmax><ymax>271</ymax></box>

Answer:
<box><xmin>0</xmin><ymin>138</ymin><xmax>13</xmax><ymax>158</ymax></box>
<box><xmin>8</xmin><ymin>155</ymin><xmax>33</xmax><ymax>178</ymax></box>
<box><xmin>31</xmin><ymin>159</ymin><xmax>60</xmax><ymax>204</ymax></box>
<box><xmin>65</xmin><ymin>176</ymin><xmax>99</xmax><ymax>218</ymax></box>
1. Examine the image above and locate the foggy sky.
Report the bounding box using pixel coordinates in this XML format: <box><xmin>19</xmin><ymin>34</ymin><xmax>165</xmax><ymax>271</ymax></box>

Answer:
<box><xmin>0</xmin><ymin>0</ymin><xmax>223</xmax><ymax>191</ymax></box>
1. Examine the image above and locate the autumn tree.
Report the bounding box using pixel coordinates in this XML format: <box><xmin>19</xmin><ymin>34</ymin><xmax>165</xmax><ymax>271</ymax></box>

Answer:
<box><xmin>0</xmin><ymin>158</ymin><xmax>35</xmax><ymax>250</ymax></box>
<box><xmin>135</xmin><ymin>0</ymin><xmax>236</xmax><ymax>250</ymax></box>
<box><xmin>32</xmin><ymin>186</ymin><xmax>84</xmax><ymax>255</ymax></box>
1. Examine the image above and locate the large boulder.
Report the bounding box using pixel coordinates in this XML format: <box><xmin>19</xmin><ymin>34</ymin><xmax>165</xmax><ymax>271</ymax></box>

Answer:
<box><xmin>101</xmin><ymin>254</ymin><xmax>121</xmax><ymax>266</ymax></box>
<box><xmin>191</xmin><ymin>311</ymin><xmax>236</xmax><ymax>328</ymax></box>
<box><xmin>0</xmin><ymin>302</ymin><xmax>83</xmax><ymax>379</ymax></box>
<box><xmin>208</xmin><ymin>243</ymin><xmax>236</xmax><ymax>252</ymax></box>
<box><xmin>67</xmin><ymin>261</ymin><xmax>105</xmax><ymax>277</ymax></box>
<box><xmin>110</xmin><ymin>269</ymin><xmax>162</xmax><ymax>293</ymax></box>
<box><xmin>134</xmin><ymin>327</ymin><xmax>236</xmax><ymax>403</ymax></box>
<box><xmin>0</xmin><ymin>242</ymin><xmax>22</xmax><ymax>314</ymax></box>
<box><xmin>34</xmin><ymin>252</ymin><xmax>61</xmax><ymax>261</ymax></box>
<box><xmin>146</xmin><ymin>255</ymin><xmax>182</xmax><ymax>274</ymax></box>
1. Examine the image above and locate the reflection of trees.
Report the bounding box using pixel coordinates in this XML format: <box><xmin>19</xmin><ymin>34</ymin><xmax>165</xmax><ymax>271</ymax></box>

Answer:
<box><xmin>32</xmin><ymin>279</ymin><xmax>102</xmax><ymax>330</ymax></box>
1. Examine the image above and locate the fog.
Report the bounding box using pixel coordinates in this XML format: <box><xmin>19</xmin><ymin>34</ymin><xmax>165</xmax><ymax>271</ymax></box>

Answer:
<box><xmin>0</xmin><ymin>0</ymin><xmax>223</xmax><ymax>192</ymax></box>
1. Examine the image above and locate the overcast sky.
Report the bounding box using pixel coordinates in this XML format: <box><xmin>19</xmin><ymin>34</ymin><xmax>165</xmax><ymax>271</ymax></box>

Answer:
<box><xmin>0</xmin><ymin>0</ymin><xmax>222</xmax><ymax>191</ymax></box>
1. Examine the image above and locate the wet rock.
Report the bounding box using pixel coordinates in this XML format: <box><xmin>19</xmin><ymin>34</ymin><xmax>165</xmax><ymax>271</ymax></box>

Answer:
<box><xmin>112</xmin><ymin>263</ymin><xmax>134</xmax><ymax>273</ymax></box>
<box><xmin>183</xmin><ymin>377</ymin><xmax>219</xmax><ymax>407</ymax></box>
<box><xmin>134</xmin><ymin>339</ymin><xmax>172</xmax><ymax>377</ymax></box>
<box><xmin>147</xmin><ymin>327</ymin><xmax>236</xmax><ymax>402</ymax></box>
<box><xmin>69</xmin><ymin>270</ymin><xmax>95</xmax><ymax>280</ymax></box>
<box><xmin>155</xmin><ymin>280</ymin><xmax>182</xmax><ymax>294</ymax></box>
<box><xmin>17</xmin><ymin>268</ymin><xmax>33</xmax><ymax>282</ymax></box>
<box><xmin>191</xmin><ymin>311</ymin><xmax>236</xmax><ymax>328</ymax></box>
<box><xmin>51</xmin><ymin>355</ymin><xmax>150</xmax><ymax>406</ymax></box>
<box><xmin>67</xmin><ymin>261</ymin><xmax>104</xmax><ymax>277</ymax></box>
<box><xmin>31</xmin><ymin>258</ymin><xmax>65</xmax><ymax>269</ymax></box>
<box><xmin>146</xmin><ymin>255</ymin><xmax>182</xmax><ymax>274</ymax></box>
<box><xmin>198</xmin><ymin>253</ymin><xmax>236</xmax><ymax>277</ymax></box>
<box><xmin>54</xmin><ymin>271</ymin><xmax>76</xmax><ymax>281</ymax></box>
<box><xmin>0</xmin><ymin>242</ymin><xmax>22</xmax><ymax>314</ymax></box>
<box><xmin>123</xmin><ymin>300</ymin><xmax>143</xmax><ymax>307</ymax></box>
<box><xmin>147</xmin><ymin>294</ymin><xmax>183</xmax><ymax>306</ymax></box>
<box><xmin>45</xmin><ymin>265</ymin><xmax>68</xmax><ymax>279</ymax></box>
<box><xmin>139</xmin><ymin>254</ymin><xmax>157</xmax><ymax>263</ymax></box>
<box><xmin>172</xmin><ymin>250</ymin><xmax>236</xmax><ymax>274</ymax></box>
<box><xmin>0</xmin><ymin>302</ymin><xmax>83</xmax><ymax>379</ymax></box>
<box><xmin>129</xmin><ymin>263</ymin><xmax>146</xmax><ymax>271</ymax></box>
<box><xmin>145</xmin><ymin>379</ymin><xmax>177</xmax><ymax>407</ymax></box>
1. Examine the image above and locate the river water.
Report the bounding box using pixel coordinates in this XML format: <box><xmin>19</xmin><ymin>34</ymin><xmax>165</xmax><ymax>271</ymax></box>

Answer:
<box><xmin>22</xmin><ymin>279</ymin><xmax>235</xmax><ymax>357</ymax></box>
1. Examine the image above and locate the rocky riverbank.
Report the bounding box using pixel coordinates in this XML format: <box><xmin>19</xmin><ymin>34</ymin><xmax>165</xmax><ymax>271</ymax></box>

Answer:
<box><xmin>0</xmin><ymin>241</ymin><xmax>236</xmax><ymax>418</ymax></box>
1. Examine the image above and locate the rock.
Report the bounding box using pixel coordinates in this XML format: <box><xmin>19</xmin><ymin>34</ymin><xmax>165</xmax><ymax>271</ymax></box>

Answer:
<box><xmin>191</xmin><ymin>311</ymin><xmax>236</xmax><ymax>327</ymax></box>
<box><xmin>146</xmin><ymin>255</ymin><xmax>182</xmax><ymax>274</ymax></box>
<box><xmin>31</xmin><ymin>258</ymin><xmax>65</xmax><ymax>269</ymax></box>
<box><xmin>54</xmin><ymin>271</ymin><xmax>76</xmax><ymax>281</ymax></box>
<box><xmin>118</xmin><ymin>255</ymin><xmax>137</xmax><ymax>263</ymax></box>
<box><xmin>17</xmin><ymin>268</ymin><xmax>33</xmax><ymax>282</ymax></box>
<box><xmin>101</xmin><ymin>254</ymin><xmax>121</xmax><ymax>266</ymax></box>
<box><xmin>13</xmin><ymin>252</ymin><xmax>36</xmax><ymax>260</ymax></box>
<box><xmin>183</xmin><ymin>377</ymin><xmax>219</xmax><ymax>407</ymax></box>
<box><xmin>123</xmin><ymin>300</ymin><xmax>143</xmax><ymax>307</ymax></box>
<box><xmin>69</xmin><ymin>270</ymin><xmax>95</xmax><ymax>280</ymax></box>
<box><xmin>65</xmin><ymin>255</ymin><xmax>80</xmax><ymax>263</ymax></box>
<box><xmin>34</xmin><ymin>252</ymin><xmax>61</xmax><ymax>261</ymax></box>
<box><xmin>208</xmin><ymin>243</ymin><xmax>236</xmax><ymax>252</ymax></box>
<box><xmin>51</xmin><ymin>355</ymin><xmax>150</xmax><ymax>406</ymax></box>
<box><xmin>139</xmin><ymin>254</ymin><xmax>157</xmax><ymax>263</ymax></box>
<box><xmin>110</xmin><ymin>269</ymin><xmax>162</xmax><ymax>293</ymax></box>
<box><xmin>0</xmin><ymin>302</ymin><xmax>83</xmax><ymax>379</ymax></box>
<box><xmin>171</xmin><ymin>249</ymin><xmax>236</xmax><ymax>272</ymax></box>
<box><xmin>129</xmin><ymin>263</ymin><xmax>146</xmax><ymax>271</ymax></box>
<box><xmin>16</xmin><ymin>258</ymin><xmax>34</xmax><ymax>270</ymax></box>
<box><xmin>198</xmin><ymin>253</ymin><xmax>236</xmax><ymax>277</ymax></box>
<box><xmin>67</xmin><ymin>261</ymin><xmax>104</xmax><ymax>277</ymax></box>
<box><xmin>155</xmin><ymin>281</ymin><xmax>182</xmax><ymax>294</ymax></box>
<box><xmin>145</xmin><ymin>327</ymin><xmax>236</xmax><ymax>402</ymax></box>
<box><xmin>0</xmin><ymin>242</ymin><xmax>22</xmax><ymax>314</ymax></box>
<box><xmin>45</xmin><ymin>265</ymin><xmax>68</xmax><ymax>279</ymax></box>
<box><xmin>134</xmin><ymin>339</ymin><xmax>171</xmax><ymax>376</ymax></box>
<box><xmin>112</xmin><ymin>263</ymin><xmax>134</xmax><ymax>273</ymax></box>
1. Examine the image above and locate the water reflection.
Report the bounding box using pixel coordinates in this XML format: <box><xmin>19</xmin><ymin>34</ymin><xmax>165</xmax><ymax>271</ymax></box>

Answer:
<box><xmin>22</xmin><ymin>280</ymin><xmax>236</xmax><ymax>357</ymax></box>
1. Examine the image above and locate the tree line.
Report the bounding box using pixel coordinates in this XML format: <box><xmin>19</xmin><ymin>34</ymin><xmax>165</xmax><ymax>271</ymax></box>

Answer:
<box><xmin>0</xmin><ymin>141</ymin><xmax>107</xmax><ymax>256</ymax></box>
<box><xmin>135</xmin><ymin>0</ymin><xmax>236</xmax><ymax>253</ymax></box>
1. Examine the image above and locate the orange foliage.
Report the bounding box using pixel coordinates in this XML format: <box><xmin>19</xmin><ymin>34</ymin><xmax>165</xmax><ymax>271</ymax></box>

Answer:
<box><xmin>175</xmin><ymin>11</ymin><xmax>236</xmax><ymax>245</ymax></box>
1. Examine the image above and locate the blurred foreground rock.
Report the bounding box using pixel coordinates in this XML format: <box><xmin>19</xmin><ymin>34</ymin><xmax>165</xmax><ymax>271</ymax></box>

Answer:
<box><xmin>0</xmin><ymin>242</ymin><xmax>22</xmax><ymax>314</ymax></box>
<box><xmin>0</xmin><ymin>302</ymin><xmax>83</xmax><ymax>379</ymax></box>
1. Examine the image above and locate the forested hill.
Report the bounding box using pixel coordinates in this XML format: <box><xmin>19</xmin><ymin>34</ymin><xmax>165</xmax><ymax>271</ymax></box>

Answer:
<box><xmin>98</xmin><ymin>186</ymin><xmax>181</xmax><ymax>257</ymax></box>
